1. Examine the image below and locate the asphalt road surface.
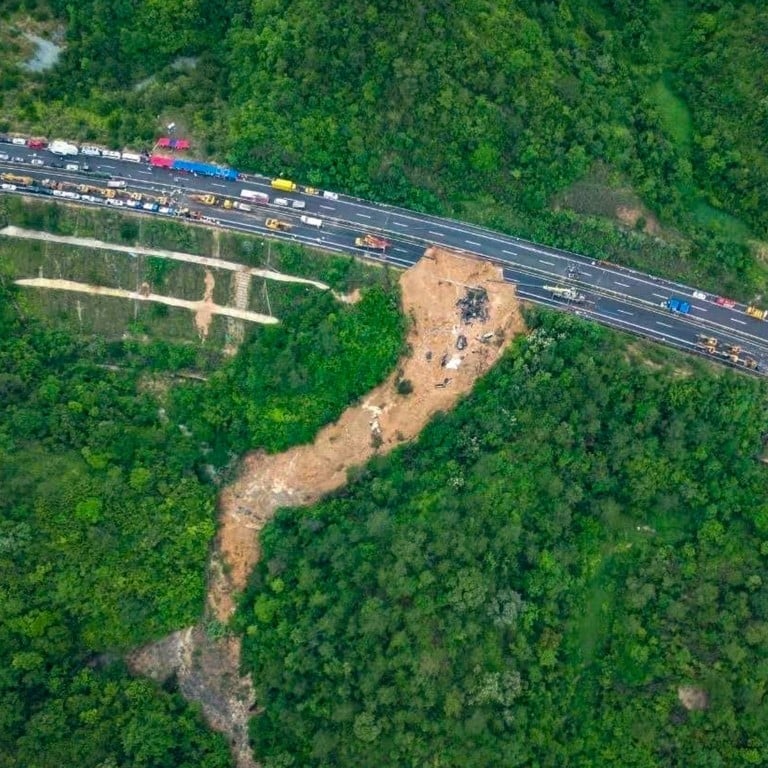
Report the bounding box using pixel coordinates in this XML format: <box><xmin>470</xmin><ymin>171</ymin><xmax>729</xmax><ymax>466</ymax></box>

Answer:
<box><xmin>2</xmin><ymin>145</ymin><xmax>767</xmax><ymax>374</ymax></box>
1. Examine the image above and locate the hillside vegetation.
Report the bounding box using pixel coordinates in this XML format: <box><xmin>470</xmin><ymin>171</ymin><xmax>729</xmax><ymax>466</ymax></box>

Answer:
<box><xmin>0</xmin><ymin>222</ymin><xmax>405</xmax><ymax>765</ymax></box>
<box><xmin>239</xmin><ymin>312</ymin><xmax>768</xmax><ymax>767</ymax></box>
<box><xmin>2</xmin><ymin>1</ymin><xmax>767</xmax><ymax>295</ymax></box>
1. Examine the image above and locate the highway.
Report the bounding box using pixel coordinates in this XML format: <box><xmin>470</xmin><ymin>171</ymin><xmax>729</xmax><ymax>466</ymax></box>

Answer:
<box><xmin>2</xmin><ymin>142</ymin><xmax>768</xmax><ymax>374</ymax></box>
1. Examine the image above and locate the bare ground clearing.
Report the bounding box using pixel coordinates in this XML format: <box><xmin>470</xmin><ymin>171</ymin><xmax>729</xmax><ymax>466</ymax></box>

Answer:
<box><xmin>127</xmin><ymin>247</ymin><xmax>526</xmax><ymax>768</ymax></box>
<box><xmin>15</xmin><ymin>277</ymin><xmax>277</xmax><ymax>328</ymax></box>
<box><xmin>1</xmin><ymin>226</ymin><xmax>329</xmax><ymax>289</ymax></box>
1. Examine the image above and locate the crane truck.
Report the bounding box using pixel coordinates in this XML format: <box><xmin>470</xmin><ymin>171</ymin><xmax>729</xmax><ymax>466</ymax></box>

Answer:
<box><xmin>544</xmin><ymin>285</ymin><xmax>586</xmax><ymax>303</ymax></box>
<box><xmin>355</xmin><ymin>234</ymin><xmax>390</xmax><ymax>250</ymax></box>
<box><xmin>1</xmin><ymin>173</ymin><xmax>33</xmax><ymax>186</ymax></box>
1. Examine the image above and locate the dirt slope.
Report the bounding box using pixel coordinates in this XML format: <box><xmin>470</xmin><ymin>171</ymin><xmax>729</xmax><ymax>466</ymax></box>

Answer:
<box><xmin>128</xmin><ymin>247</ymin><xmax>525</xmax><ymax>768</ymax></box>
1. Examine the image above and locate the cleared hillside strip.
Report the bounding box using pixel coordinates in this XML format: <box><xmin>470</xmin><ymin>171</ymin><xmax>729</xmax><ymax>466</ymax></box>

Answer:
<box><xmin>14</xmin><ymin>278</ymin><xmax>278</xmax><ymax>325</ymax></box>
<box><xmin>0</xmin><ymin>226</ymin><xmax>330</xmax><ymax>290</ymax></box>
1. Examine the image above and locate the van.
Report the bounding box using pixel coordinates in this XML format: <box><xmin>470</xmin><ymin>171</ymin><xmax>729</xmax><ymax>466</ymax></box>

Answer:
<box><xmin>273</xmin><ymin>198</ymin><xmax>289</xmax><ymax>207</ymax></box>
<box><xmin>322</xmin><ymin>190</ymin><xmax>339</xmax><ymax>201</ymax></box>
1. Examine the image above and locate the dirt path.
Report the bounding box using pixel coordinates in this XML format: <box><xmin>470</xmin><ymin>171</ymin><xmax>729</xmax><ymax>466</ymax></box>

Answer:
<box><xmin>195</xmin><ymin>270</ymin><xmax>217</xmax><ymax>339</ymax></box>
<box><xmin>1</xmin><ymin>226</ymin><xmax>329</xmax><ymax>289</ymax></box>
<box><xmin>127</xmin><ymin>248</ymin><xmax>525</xmax><ymax>768</ymax></box>
<box><xmin>15</xmin><ymin>277</ymin><xmax>278</xmax><ymax>326</ymax></box>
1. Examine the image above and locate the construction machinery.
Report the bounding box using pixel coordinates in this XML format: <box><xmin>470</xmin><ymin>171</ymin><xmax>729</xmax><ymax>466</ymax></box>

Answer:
<box><xmin>355</xmin><ymin>233</ymin><xmax>390</xmax><ymax>250</ymax></box>
<box><xmin>265</xmin><ymin>218</ymin><xmax>292</xmax><ymax>231</ymax></box>
<box><xmin>1</xmin><ymin>173</ymin><xmax>33</xmax><ymax>186</ymax></box>
<box><xmin>695</xmin><ymin>334</ymin><xmax>718</xmax><ymax>353</ymax></box>
<box><xmin>190</xmin><ymin>193</ymin><xmax>217</xmax><ymax>206</ymax></box>
<box><xmin>223</xmin><ymin>199</ymin><xmax>252</xmax><ymax>212</ymax></box>
<box><xmin>544</xmin><ymin>285</ymin><xmax>586</xmax><ymax>303</ymax></box>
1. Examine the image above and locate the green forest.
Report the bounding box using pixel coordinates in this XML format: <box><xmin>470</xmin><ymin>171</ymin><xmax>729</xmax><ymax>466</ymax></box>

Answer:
<box><xmin>0</xmin><ymin>229</ymin><xmax>404</xmax><ymax>765</ymax></box>
<box><xmin>2</xmin><ymin>0</ymin><xmax>768</xmax><ymax>295</ymax></box>
<box><xmin>239</xmin><ymin>312</ymin><xmax>768</xmax><ymax>767</ymax></box>
<box><xmin>2</xmin><ymin>0</ymin><xmax>768</xmax><ymax>766</ymax></box>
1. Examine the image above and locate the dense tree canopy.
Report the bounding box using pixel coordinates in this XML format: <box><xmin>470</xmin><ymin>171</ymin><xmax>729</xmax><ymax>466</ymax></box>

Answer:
<box><xmin>239</xmin><ymin>312</ymin><xmax>768</xmax><ymax>767</ymax></box>
<box><xmin>0</xmin><ymin>229</ymin><xmax>404</xmax><ymax>764</ymax></box>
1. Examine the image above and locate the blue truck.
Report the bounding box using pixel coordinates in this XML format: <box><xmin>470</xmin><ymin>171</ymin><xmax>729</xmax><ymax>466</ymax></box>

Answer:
<box><xmin>662</xmin><ymin>297</ymin><xmax>691</xmax><ymax>314</ymax></box>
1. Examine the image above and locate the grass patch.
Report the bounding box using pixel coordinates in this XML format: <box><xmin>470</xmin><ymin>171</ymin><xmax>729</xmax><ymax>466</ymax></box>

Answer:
<box><xmin>692</xmin><ymin>199</ymin><xmax>751</xmax><ymax>240</ymax></box>
<box><xmin>648</xmin><ymin>76</ymin><xmax>692</xmax><ymax>153</ymax></box>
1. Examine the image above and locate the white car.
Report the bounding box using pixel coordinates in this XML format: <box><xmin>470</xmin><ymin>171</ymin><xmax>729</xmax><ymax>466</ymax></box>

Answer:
<box><xmin>0</xmin><ymin>152</ymin><xmax>9</xmax><ymax>161</ymax></box>
<box><xmin>273</xmin><ymin>198</ymin><xmax>289</xmax><ymax>206</ymax></box>
<box><xmin>0</xmin><ymin>183</ymin><xmax>17</xmax><ymax>190</ymax></box>
<box><xmin>101</xmin><ymin>149</ymin><xmax>121</xmax><ymax>159</ymax></box>
<box><xmin>30</xmin><ymin>158</ymin><xmax>44</xmax><ymax>166</ymax></box>
<box><xmin>80</xmin><ymin>146</ymin><xmax>102</xmax><ymax>156</ymax></box>
<box><xmin>291</xmin><ymin>200</ymin><xmax>306</xmax><ymax>210</ymax></box>
<box><xmin>322</xmin><ymin>190</ymin><xmax>339</xmax><ymax>201</ymax></box>
<box><xmin>692</xmin><ymin>291</ymin><xmax>707</xmax><ymax>301</ymax></box>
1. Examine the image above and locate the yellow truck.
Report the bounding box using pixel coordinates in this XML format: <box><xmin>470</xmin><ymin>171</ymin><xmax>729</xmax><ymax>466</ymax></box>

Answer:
<box><xmin>265</xmin><ymin>218</ymin><xmax>292</xmax><ymax>231</ymax></box>
<box><xmin>190</xmin><ymin>194</ymin><xmax>217</xmax><ymax>206</ymax></box>
<box><xmin>271</xmin><ymin>178</ymin><xmax>297</xmax><ymax>193</ymax></box>
<box><xmin>746</xmin><ymin>306</ymin><xmax>767</xmax><ymax>320</ymax></box>
<box><xmin>223</xmin><ymin>199</ymin><xmax>252</xmax><ymax>211</ymax></box>
<box><xmin>1</xmin><ymin>173</ymin><xmax>33</xmax><ymax>186</ymax></box>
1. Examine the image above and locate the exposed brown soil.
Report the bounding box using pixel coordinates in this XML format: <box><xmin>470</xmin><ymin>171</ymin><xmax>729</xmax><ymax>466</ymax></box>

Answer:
<box><xmin>127</xmin><ymin>247</ymin><xmax>526</xmax><ymax>768</ymax></box>
<box><xmin>195</xmin><ymin>269</ymin><xmax>216</xmax><ymax>339</ymax></box>
<box><xmin>14</xmin><ymin>277</ymin><xmax>277</xmax><ymax>326</ymax></box>
<box><xmin>678</xmin><ymin>685</ymin><xmax>709</xmax><ymax>711</ymax></box>
<box><xmin>1</xmin><ymin>226</ymin><xmax>329</xmax><ymax>289</ymax></box>
<box><xmin>616</xmin><ymin>205</ymin><xmax>661</xmax><ymax>235</ymax></box>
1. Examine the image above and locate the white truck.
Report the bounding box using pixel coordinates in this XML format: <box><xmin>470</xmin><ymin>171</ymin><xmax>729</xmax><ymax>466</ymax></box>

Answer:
<box><xmin>121</xmin><ymin>151</ymin><xmax>142</xmax><ymax>163</ymax></box>
<box><xmin>300</xmin><ymin>215</ymin><xmax>323</xmax><ymax>229</ymax></box>
<box><xmin>49</xmin><ymin>140</ymin><xmax>79</xmax><ymax>156</ymax></box>
<box><xmin>240</xmin><ymin>189</ymin><xmax>269</xmax><ymax>204</ymax></box>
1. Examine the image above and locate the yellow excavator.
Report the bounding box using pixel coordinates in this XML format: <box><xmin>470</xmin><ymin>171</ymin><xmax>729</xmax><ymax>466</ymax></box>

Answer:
<box><xmin>695</xmin><ymin>334</ymin><xmax>718</xmax><ymax>353</ymax></box>
<box><xmin>265</xmin><ymin>218</ymin><xmax>292</xmax><ymax>231</ymax></box>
